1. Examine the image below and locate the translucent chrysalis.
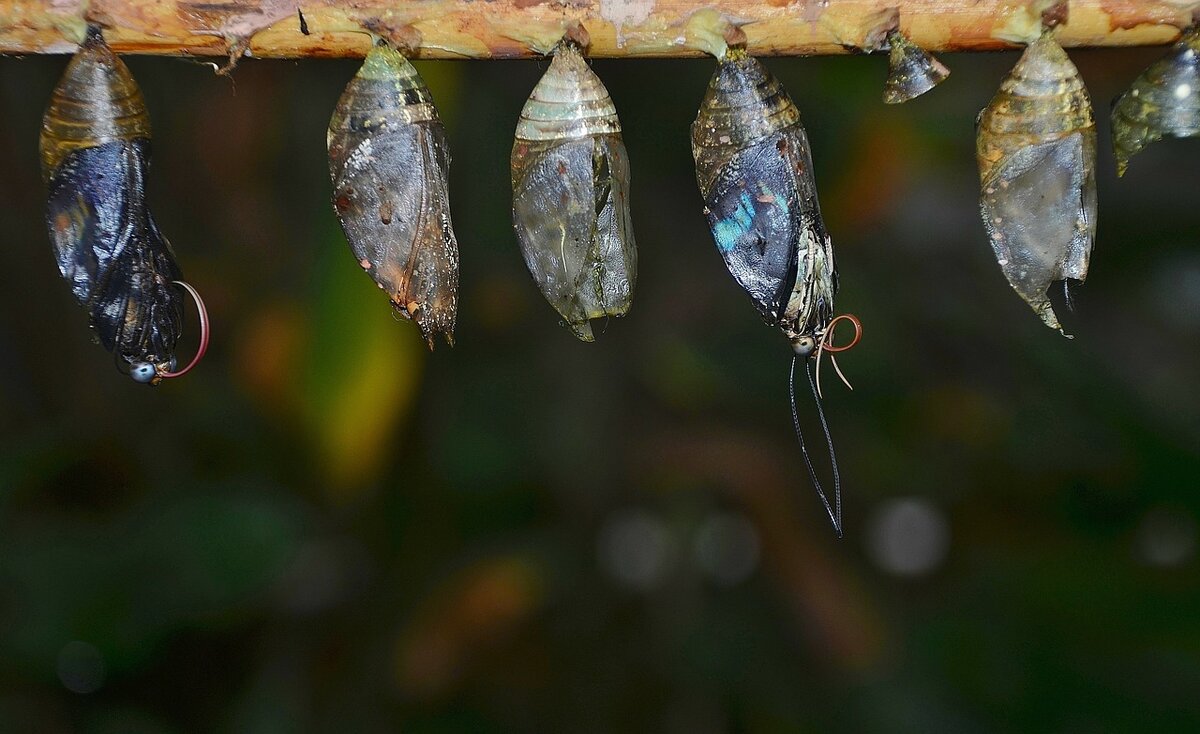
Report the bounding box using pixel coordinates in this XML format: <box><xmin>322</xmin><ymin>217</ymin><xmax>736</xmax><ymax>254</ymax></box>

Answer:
<box><xmin>976</xmin><ymin>31</ymin><xmax>1096</xmax><ymax>333</ymax></box>
<box><xmin>511</xmin><ymin>36</ymin><xmax>637</xmax><ymax>342</ymax></box>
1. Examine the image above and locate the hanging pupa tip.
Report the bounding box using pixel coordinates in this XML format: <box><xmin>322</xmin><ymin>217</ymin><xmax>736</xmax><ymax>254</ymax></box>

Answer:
<box><xmin>1041</xmin><ymin>1</ymin><xmax>1069</xmax><ymax>31</ymax></box>
<box><xmin>723</xmin><ymin>24</ymin><xmax>748</xmax><ymax>50</ymax></box>
<box><xmin>360</xmin><ymin>18</ymin><xmax>423</xmax><ymax>55</ymax></box>
<box><xmin>681</xmin><ymin>9</ymin><xmax>739</xmax><ymax>58</ymax></box>
<box><xmin>561</xmin><ymin>21</ymin><xmax>591</xmax><ymax>50</ymax></box>
<box><xmin>882</xmin><ymin>31</ymin><xmax>950</xmax><ymax>104</ymax></box>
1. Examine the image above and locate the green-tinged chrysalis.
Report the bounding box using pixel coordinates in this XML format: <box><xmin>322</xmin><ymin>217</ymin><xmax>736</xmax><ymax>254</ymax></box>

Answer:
<box><xmin>511</xmin><ymin>37</ymin><xmax>636</xmax><ymax>342</ymax></box>
<box><xmin>328</xmin><ymin>40</ymin><xmax>460</xmax><ymax>348</ymax></box>
<box><xmin>976</xmin><ymin>31</ymin><xmax>1096</xmax><ymax>333</ymax></box>
<box><xmin>692</xmin><ymin>45</ymin><xmax>861</xmax><ymax>537</ymax></box>
<box><xmin>41</xmin><ymin>26</ymin><xmax>209</xmax><ymax>384</ymax></box>
<box><xmin>1112</xmin><ymin>25</ymin><xmax>1200</xmax><ymax>176</ymax></box>
<box><xmin>883</xmin><ymin>31</ymin><xmax>950</xmax><ymax>104</ymax></box>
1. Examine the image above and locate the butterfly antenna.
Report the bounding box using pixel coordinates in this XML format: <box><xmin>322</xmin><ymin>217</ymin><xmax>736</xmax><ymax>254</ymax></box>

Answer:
<box><xmin>790</xmin><ymin>355</ymin><xmax>844</xmax><ymax>538</ymax></box>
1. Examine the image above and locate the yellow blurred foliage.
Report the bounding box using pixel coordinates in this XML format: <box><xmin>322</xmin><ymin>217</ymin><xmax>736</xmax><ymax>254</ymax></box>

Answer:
<box><xmin>235</xmin><ymin>229</ymin><xmax>429</xmax><ymax>500</ymax></box>
<box><xmin>301</xmin><ymin>245</ymin><xmax>427</xmax><ymax>499</ymax></box>
<box><xmin>305</xmin><ymin>314</ymin><xmax>425</xmax><ymax>497</ymax></box>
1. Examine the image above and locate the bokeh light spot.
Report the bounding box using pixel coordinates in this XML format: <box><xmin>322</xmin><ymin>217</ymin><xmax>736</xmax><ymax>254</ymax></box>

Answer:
<box><xmin>57</xmin><ymin>640</ymin><xmax>105</xmax><ymax>694</ymax></box>
<box><xmin>693</xmin><ymin>512</ymin><xmax>760</xmax><ymax>586</ymax></box>
<box><xmin>866</xmin><ymin>498</ymin><xmax>951</xmax><ymax>577</ymax></box>
<box><xmin>1135</xmin><ymin>506</ymin><xmax>1197</xmax><ymax>568</ymax></box>
<box><xmin>598</xmin><ymin>510</ymin><xmax>674</xmax><ymax>590</ymax></box>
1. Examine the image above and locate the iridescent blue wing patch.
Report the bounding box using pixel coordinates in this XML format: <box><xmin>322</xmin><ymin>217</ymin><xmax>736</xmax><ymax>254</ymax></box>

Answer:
<box><xmin>702</xmin><ymin>132</ymin><xmax>801</xmax><ymax>326</ymax></box>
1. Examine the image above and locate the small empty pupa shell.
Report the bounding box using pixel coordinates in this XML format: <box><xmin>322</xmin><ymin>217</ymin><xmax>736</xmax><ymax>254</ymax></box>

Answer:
<box><xmin>883</xmin><ymin>31</ymin><xmax>950</xmax><ymax>104</ymax></box>
<box><xmin>511</xmin><ymin>41</ymin><xmax>636</xmax><ymax>342</ymax></box>
<box><xmin>1112</xmin><ymin>25</ymin><xmax>1200</xmax><ymax>176</ymax></box>
<box><xmin>328</xmin><ymin>41</ymin><xmax>460</xmax><ymax>348</ymax></box>
<box><xmin>976</xmin><ymin>31</ymin><xmax>1096</xmax><ymax>332</ymax></box>
<box><xmin>691</xmin><ymin>47</ymin><xmax>837</xmax><ymax>348</ymax></box>
<box><xmin>42</xmin><ymin>27</ymin><xmax>188</xmax><ymax>380</ymax></box>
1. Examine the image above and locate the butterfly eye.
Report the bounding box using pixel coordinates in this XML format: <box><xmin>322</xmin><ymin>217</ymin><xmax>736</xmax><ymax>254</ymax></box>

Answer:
<box><xmin>130</xmin><ymin>362</ymin><xmax>157</xmax><ymax>384</ymax></box>
<box><xmin>792</xmin><ymin>336</ymin><xmax>817</xmax><ymax>358</ymax></box>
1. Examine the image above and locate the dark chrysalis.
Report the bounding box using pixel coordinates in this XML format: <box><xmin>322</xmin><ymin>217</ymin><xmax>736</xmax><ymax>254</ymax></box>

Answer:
<box><xmin>882</xmin><ymin>31</ymin><xmax>950</xmax><ymax>104</ymax></box>
<box><xmin>691</xmin><ymin>46</ymin><xmax>861</xmax><ymax>537</ymax></box>
<box><xmin>1112</xmin><ymin>25</ymin><xmax>1200</xmax><ymax>176</ymax></box>
<box><xmin>328</xmin><ymin>40</ymin><xmax>460</xmax><ymax>348</ymax></box>
<box><xmin>511</xmin><ymin>38</ymin><xmax>636</xmax><ymax>342</ymax></box>
<box><xmin>976</xmin><ymin>31</ymin><xmax>1096</xmax><ymax>333</ymax></box>
<box><xmin>41</xmin><ymin>26</ymin><xmax>209</xmax><ymax>384</ymax></box>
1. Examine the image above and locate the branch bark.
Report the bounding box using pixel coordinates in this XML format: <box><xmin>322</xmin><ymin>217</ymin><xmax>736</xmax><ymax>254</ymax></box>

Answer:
<box><xmin>0</xmin><ymin>1</ymin><xmax>1196</xmax><ymax>59</ymax></box>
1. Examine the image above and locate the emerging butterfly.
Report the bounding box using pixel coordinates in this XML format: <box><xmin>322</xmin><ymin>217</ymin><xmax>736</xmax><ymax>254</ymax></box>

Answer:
<box><xmin>691</xmin><ymin>43</ymin><xmax>861</xmax><ymax>537</ymax></box>
<box><xmin>41</xmin><ymin>25</ymin><xmax>209</xmax><ymax>384</ymax></box>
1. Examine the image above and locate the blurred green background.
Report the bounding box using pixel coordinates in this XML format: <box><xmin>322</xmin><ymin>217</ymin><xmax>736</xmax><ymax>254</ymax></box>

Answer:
<box><xmin>1</xmin><ymin>40</ymin><xmax>1198</xmax><ymax>733</ymax></box>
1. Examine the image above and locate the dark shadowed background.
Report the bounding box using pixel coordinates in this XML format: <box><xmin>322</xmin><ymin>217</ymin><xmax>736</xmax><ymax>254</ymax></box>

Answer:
<box><xmin>1</xmin><ymin>41</ymin><xmax>1198</xmax><ymax>733</ymax></box>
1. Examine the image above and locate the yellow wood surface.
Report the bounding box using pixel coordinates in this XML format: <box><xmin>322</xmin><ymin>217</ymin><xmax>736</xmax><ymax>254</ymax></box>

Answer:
<box><xmin>0</xmin><ymin>1</ymin><xmax>1196</xmax><ymax>58</ymax></box>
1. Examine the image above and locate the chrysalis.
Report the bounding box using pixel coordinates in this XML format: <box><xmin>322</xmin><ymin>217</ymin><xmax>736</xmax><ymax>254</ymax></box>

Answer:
<box><xmin>511</xmin><ymin>38</ymin><xmax>636</xmax><ymax>342</ymax></box>
<box><xmin>1112</xmin><ymin>25</ymin><xmax>1200</xmax><ymax>176</ymax></box>
<box><xmin>328</xmin><ymin>40</ymin><xmax>460</xmax><ymax>348</ymax></box>
<box><xmin>883</xmin><ymin>31</ymin><xmax>950</xmax><ymax>104</ymax></box>
<box><xmin>692</xmin><ymin>46</ymin><xmax>861</xmax><ymax>537</ymax></box>
<box><xmin>41</xmin><ymin>26</ymin><xmax>208</xmax><ymax>384</ymax></box>
<box><xmin>976</xmin><ymin>31</ymin><xmax>1096</xmax><ymax>333</ymax></box>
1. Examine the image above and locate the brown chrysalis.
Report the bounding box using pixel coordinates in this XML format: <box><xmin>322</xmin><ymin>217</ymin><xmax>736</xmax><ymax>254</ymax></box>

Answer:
<box><xmin>328</xmin><ymin>40</ymin><xmax>460</xmax><ymax>348</ymax></box>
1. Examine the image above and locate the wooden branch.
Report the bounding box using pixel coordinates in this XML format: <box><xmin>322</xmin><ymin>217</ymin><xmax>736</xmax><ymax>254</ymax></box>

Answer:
<box><xmin>0</xmin><ymin>1</ymin><xmax>1196</xmax><ymax>59</ymax></box>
